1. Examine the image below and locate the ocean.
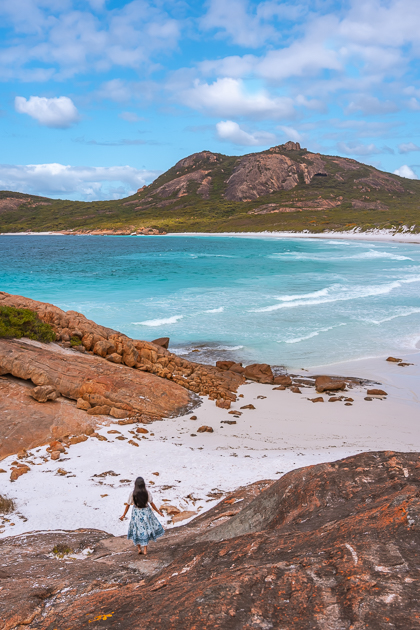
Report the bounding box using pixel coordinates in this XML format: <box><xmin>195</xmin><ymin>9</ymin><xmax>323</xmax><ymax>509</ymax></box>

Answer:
<box><xmin>1</xmin><ymin>234</ymin><xmax>420</xmax><ymax>368</ymax></box>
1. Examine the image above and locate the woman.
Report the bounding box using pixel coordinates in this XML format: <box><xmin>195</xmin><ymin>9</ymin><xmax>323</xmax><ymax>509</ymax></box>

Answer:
<box><xmin>120</xmin><ymin>476</ymin><xmax>165</xmax><ymax>555</ymax></box>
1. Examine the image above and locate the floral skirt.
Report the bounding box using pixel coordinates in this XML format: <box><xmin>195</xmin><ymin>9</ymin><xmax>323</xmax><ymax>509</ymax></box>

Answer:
<box><xmin>127</xmin><ymin>505</ymin><xmax>165</xmax><ymax>547</ymax></box>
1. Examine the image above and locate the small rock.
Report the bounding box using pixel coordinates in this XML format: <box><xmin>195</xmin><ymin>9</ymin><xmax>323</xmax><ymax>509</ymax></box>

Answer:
<box><xmin>87</xmin><ymin>405</ymin><xmax>111</xmax><ymax>416</ymax></box>
<box><xmin>10</xmin><ymin>465</ymin><xmax>30</xmax><ymax>482</ymax></box>
<box><xmin>328</xmin><ymin>397</ymin><xmax>341</xmax><ymax>402</ymax></box>
<box><xmin>345</xmin><ymin>403</ymin><xmax>353</xmax><ymax>406</ymax></box>
<box><xmin>272</xmin><ymin>385</ymin><xmax>286</xmax><ymax>391</ymax></box>
<box><xmin>30</xmin><ymin>385</ymin><xmax>58</xmax><ymax>403</ymax></box>
<box><xmin>56</xmin><ymin>468</ymin><xmax>68</xmax><ymax>476</ymax></box>
<box><xmin>197</xmin><ymin>426</ymin><xmax>214</xmax><ymax>433</ymax></box>
<box><xmin>290</xmin><ymin>387</ymin><xmax>301</xmax><ymax>394</ymax></box>
<box><xmin>221</xmin><ymin>420</ymin><xmax>236</xmax><ymax>425</ymax></box>
<box><xmin>172</xmin><ymin>510</ymin><xmax>197</xmax><ymax>523</ymax></box>
<box><xmin>273</xmin><ymin>375</ymin><xmax>292</xmax><ymax>386</ymax></box>
<box><xmin>106</xmin><ymin>353</ymin><xmax>122</xmax><ymax>364</ymax></box>
<box><xmin>136</xmin><ymin>427</ymin><xmax>149</xmax><ymax>434</ymax></box>
<box><xmin>152</xmin><ymin>472</ymin><xmax>159</xmax><ymax>476</ymax></box>
<box><xmin>190</xmin><ymin>415</ymin><xmax>197</xmax><ymax>420</ymax></box>
<box><xmin>344</xmin><ymin>397</ymin><xmax>354</xmax><ymax>402</ymax></box>
<box><xmin>367</xmin><ymin>389</ymin><xmax>388</xmax><ymax>396</ymax></box>
<box><xmin>128</xmin><ymin>440</ymin><xmax>139</xmax><ymax>447</ymax></box>
<box><xmin>364</xmin><ymin>397</ymin><xmax>373</xmax><ymax>401</ymax></box>
<box><xmin>190</xmin><ymin>434</ymin><xmax>197</xmax><ymax>437</ymax></box>
<box><xmin>240</xmin><ymin>404</ymin><xmax>255</xmax><ymax>410</ymax></box>
<box><xmin>118</xmin><ymin>418</ymin><xmax>137</xmax><ymax>425</ymax></box>
<box><xmin>76</xmin><ymin>398</ymin><xmax>91</xmax><ymax>410</ymax></box>
<box><xmin>398</xmin><ymin>362</ymin><xmax>412</xmax><ymax>367</ymax></box>
<box><xmin>161</xmin><ymin>505</ymin><xmax>181</xmax><ymax>515</ymax></box>
<box><xmin>50</xmin><ymin>451</ymin><xmax>61</xmax><ymax>460</ymax></box>
<box><xmin>69</xmin><ymin>435</ymin><xmax>88</xmax><ymax>445</ymax></box>
<box><xmin>0</xmin><ymin>469</ymin><xmax>6</xmax><ymax>473</ymax></box>
<box><xmin>110</xmin><ymin>407</ymin><xmax>132</xmax><ymax>419</ymax></box>
<box><xmin>92</xmin><ymin>433</ymin><xmax>108</xmax><ymax>441</ymax></box>
<box><xmin>216</xmin><ymin>398</ymin><xmax>231</xmax><ymax>409</ymax></box>
<box><xmin>108</xmin><ymin>430</ymin><xmax>121</xmax><ymax>434</ymax></box>
<box><xmin>386</xmin><ymin>356</ymin><xmax>401</xmax><ymax>362</ymax></box>
<box><xmin>310</xmin><ymin>397</ymin><xmax>324</xmax><ymax>403</ymax></box>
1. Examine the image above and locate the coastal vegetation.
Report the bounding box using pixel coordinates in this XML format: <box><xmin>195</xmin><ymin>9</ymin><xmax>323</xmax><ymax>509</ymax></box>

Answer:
<box><xmin>1</xmin><ymin>143</ymin><xmax>420</xmax><ymax>234</ymax></box>
<box><xmin>0</xmin><ymin>306</ymin><xmax>56</xmax><ymax>342</ymax></box>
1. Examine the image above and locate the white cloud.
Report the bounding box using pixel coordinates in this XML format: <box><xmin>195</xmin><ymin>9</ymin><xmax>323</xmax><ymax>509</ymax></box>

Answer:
<box><xmin>15</xmin><ymin>96</ymin><xmax>79</xmax><ymax>128</ymax></box>
<box><xmin>216</xmin><ymin>120</ymin><xmax>276</xmax><ymax>146</ymax></box>
<box><xmin>277</xmin><ymin>126</ymin><xmax>303</xmax><ymax>143</ymax></box>
<box><xmin>398</xmin><ymin>142</ymin><xmax>420</xmax><ymax>153</ymax></box>
<box><xmin>393</xmin><ymin>165</ymin><xmax>418</xmax><ymax>179</ymax></box>
<box><xmin>0</xmin><ymin>163</ymin><xmax>160</xmax><ymax>200</ymax></box>
<box><xmin>179</xmin><ymin>78</ymin><xmax>295</xmax><ymax>119</ymax></box>
<box><xmin>337</xmin><ymin>142</ymin><xmax>381</xmax><ymax>156</ymax></box>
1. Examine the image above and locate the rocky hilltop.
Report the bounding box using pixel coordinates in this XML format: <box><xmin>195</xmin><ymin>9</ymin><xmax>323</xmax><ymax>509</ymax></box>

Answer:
<box><xmin>1</xmin><ymin>142</ymin><xmax>419</xmax><ymax>233</ymax></box>
<box><xmin>2</xmin><ymin>451</ymin><xmax>419</xmax><ymax>629</ymax></box>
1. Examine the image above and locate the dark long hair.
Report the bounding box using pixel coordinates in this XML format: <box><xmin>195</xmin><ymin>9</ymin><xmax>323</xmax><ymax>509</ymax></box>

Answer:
<box><xmin>133</xmin><ymin>477</ymin><xmax>148</xmax><ymax>508</ymax></box>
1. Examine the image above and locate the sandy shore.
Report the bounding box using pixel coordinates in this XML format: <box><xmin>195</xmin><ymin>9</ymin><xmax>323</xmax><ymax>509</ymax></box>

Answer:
<box><xmin>1</xmin><ymin>349</ymin><xmax>418</xmax><ymax>541</ymax></box>
<box><xmin>2</xmin><ymin>229</ymin><xmax>420</xmax><ymax>244</ymax></box>
<box><xmin>170</xmin><ymin>229</ymin><xmax>420</xmax><ymax>244</ymax></box>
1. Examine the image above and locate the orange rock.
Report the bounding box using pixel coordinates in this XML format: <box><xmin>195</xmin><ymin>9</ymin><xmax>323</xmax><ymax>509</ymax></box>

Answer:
<box><xmin>273</xmin><ymin>375</ymin><xmax>292</xmax><ymax>386</ymax></box>
<box><xmin>367</xmin><ymin>389</ymin><xmax>388</xmax><ymax>396</ymax></box>
<box><xmin>244</xmin><ymin>363</ymin><xmax>273</xmax><ymax>383</ymax></box>
<box><xmin>310</xmin><ymin>397</ymin><xmax>324</xmax><ymax>403</ymax></box>
<box><xmin>216</xmin><ymin>398</ymin><xmax>231</xmax><ymax>409</ymax></box>
<box><xmin>69</xmin><ymin>435</ymin><xmax>88</xmax><ymax>445</ymax></box>
<box><xmin>86</xmin><ymin>405</ymin><xmax>111</xmax><ymax>416</ymax></box>
<box><xmin>10</xmin><ymin>464</ymin><xmax>30</xmax><ymax>481</ymax></box>
<box><xmin>197</xmin><ymin>426</ymin><xmax>214</xmax><ymax>433</ymax></box>
<box><xmin>386</xmin><ymin>356</ymin><xmax>401</xmax><ymax>362</ymax></box>
<box><xmin>50</xmin><ymin>451</ymin><xmax>61</xmax><ymax>460</ymax></box>
<box><xmin>106</xmin><ymin>353</ymin><xmax>122</xmax><ymax>364</ymax></box>
<box><xmin>315</xmin><ymin>376</ymin><xmax>346</xmax><ymax>393</ymax></box>
<box><xmin>136</xmin><ymin>427</ymin><xmax>149</xmax><ymax>434</ymax></box>
<box><xmin>30</xmin><ymin>385</ymin><xmax>58</xmax><ymax>403</ymax></box>
<box><xmin>216</xmin><ymin>361</ymin><xmax>235</xmax><ymax>371</ymax></box>
<box><xmin>93</xmin><ymin>340</ymin><xmax>116</xmax><ymax>358</ymax></box>
<box><xmin>76</xmin><ymin>398</ymin><xmax>91</xmax><ymax>410</ymax></box>
<box><xmin>172</xmin><ymin>510</ymin><xmax>197</xmax><ymax>523</ymax></box>
<box><xmin>110</xmin><ymin>407</ymin><xmax>131</xmax><ymax>419</ymax></box>
<box><xmin>240</xmin><ymin>404</ymin><xmax>255</xmax><ymax>410</ymax></box>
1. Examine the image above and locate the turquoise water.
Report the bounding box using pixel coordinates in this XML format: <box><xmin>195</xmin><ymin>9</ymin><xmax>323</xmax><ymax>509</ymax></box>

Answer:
<box><xmin>1</xmin><ymin>234</ymin><xmax>420</xmax><ymax>368</ymax></box>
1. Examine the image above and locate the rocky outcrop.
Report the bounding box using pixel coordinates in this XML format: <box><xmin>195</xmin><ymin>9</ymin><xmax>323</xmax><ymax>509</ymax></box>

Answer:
<box><xmin>0</xmin><ymin>293</ymin><xmax>244</xmax><ymax>404</ymax></box>
<box><xmin>225</xmin><ymin>152</ymin><xmax>328</xmax><ymax>201</ymax></box>
<box><xmin>0</xmin><ymin>375</ymin><xmax>98</xmax><ymax>459</ymax></box>
<box><xmin>1</xmin><ymin>452</ymin><xmax>419</xmax><ymax>629</ymax></box>
<box><xmin>0</xmin><ymin>339</ymin><xmax>195</xmax><ymax>422</ymax></box>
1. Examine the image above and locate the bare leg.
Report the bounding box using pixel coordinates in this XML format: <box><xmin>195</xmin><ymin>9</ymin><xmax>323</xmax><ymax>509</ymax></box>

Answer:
<box><xmin>142</xmin><ymin>546</ymin><xmax>147</xmax><ymax>555</ymax></box>
<box><xmin>137</xmin><ymin>544</ymin><xmax>142</xmax><ymax>554</ymax></box>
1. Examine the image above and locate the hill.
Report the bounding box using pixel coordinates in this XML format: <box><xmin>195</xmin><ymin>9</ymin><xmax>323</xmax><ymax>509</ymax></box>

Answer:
<box><xmin>1</xmin><ymin>141</ymin><xmax>420</xmax><ymax>233</ymax></box>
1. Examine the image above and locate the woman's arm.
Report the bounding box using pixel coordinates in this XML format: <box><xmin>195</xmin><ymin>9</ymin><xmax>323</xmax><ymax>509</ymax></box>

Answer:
<box><xmin>150</xmin><ymin>501</ymin><xmax>164</xmax><ymax>517</ymax></box>
<box><xmin>120</xmin><ymin>504</ymin><xmax>130</xmax><ymax>521</ymax></box>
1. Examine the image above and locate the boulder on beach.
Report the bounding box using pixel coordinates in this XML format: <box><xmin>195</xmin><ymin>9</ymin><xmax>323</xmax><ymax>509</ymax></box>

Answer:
<box><xmin>367</xmin><ymin>388</ymin><xmax>388</xmax><ymax>396</ymax></box>
<box><xmin>216</xmin><ymin>360</ymin><xmax>235</xmax><ymax>371</ymax></box>
<box><xmin>243</xmin><ymin>363</ymin><xmax>273</xmax><ymax>383</ymax></box>
<box><xmin>273</xmin><ymin>374</ymin><xmax>292</xmax><ymax>386</ymax></box>
<box><xmin>151</xmin><ymin>337</ymin><xmax>170</xmax><ymax>349</ymax></box>
<box><xmin>315</xmin><ymin>376</ymin><xmax>346</xmax><ymax>393</ymax></box>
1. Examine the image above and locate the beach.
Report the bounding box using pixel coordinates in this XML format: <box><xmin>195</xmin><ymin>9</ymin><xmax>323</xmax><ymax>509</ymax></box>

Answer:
<box><xmin>2</xmin><ymin>347</ymin><xmax>419</xmax><ymax>540</ymax></box>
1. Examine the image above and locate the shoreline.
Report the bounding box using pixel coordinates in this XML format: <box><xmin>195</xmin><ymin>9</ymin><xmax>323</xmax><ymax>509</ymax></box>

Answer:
<box><xmin>2</xmin><ymin>347</ymin><xmax>418</xmax><ymax>540</ymax></box>
<box><xmin>2</xmin><ymin>228</ymin><xmax>420</xmax><ymax>245</ymax></box>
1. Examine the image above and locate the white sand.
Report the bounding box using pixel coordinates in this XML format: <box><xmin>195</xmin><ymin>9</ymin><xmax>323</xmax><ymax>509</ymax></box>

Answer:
<box><xmin>1</xmin><ymin>351</ymin><xmax>418</xmax><ymax>541</ymax></box>
<box><xmin>170</xmin><ymin>229</ymin><xmax>420</xmax><ymax>244</ymax></box>
<box><xmin>2</xmin><ymin>228</ymin><xmax>420</xmax><ymax>244</ymax></box>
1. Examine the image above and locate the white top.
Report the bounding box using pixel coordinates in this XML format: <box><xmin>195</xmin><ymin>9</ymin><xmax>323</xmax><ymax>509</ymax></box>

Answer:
<box><xmin>126</xmin><ymin>490</ymin><xmax>153</xmax><ymax>506</ymax></box>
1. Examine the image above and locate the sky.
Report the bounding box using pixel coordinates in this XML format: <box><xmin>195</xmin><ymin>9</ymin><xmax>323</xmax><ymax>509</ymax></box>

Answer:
<box><xmin>1</xmin><ymin>0</ymin><xmax>420</xmax><ymax>201</ymax></box>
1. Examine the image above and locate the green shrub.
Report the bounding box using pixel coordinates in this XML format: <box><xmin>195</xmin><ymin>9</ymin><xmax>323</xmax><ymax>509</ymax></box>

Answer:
<box><xmin>70</xmin><ymin>336</ymin><xmax>82</xmax><ymax>346</ymax></box>
<box><xmin>0</xmin><ymin>306</ymin><xmax>56</xmax><ymax>343</ymax></box>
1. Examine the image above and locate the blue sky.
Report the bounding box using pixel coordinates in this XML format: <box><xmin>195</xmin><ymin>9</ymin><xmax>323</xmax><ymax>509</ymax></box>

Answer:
<box><xmin>1</xmin><ymin>0</ymin><xmax>420</xmax><ymax>200</ymax></box>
